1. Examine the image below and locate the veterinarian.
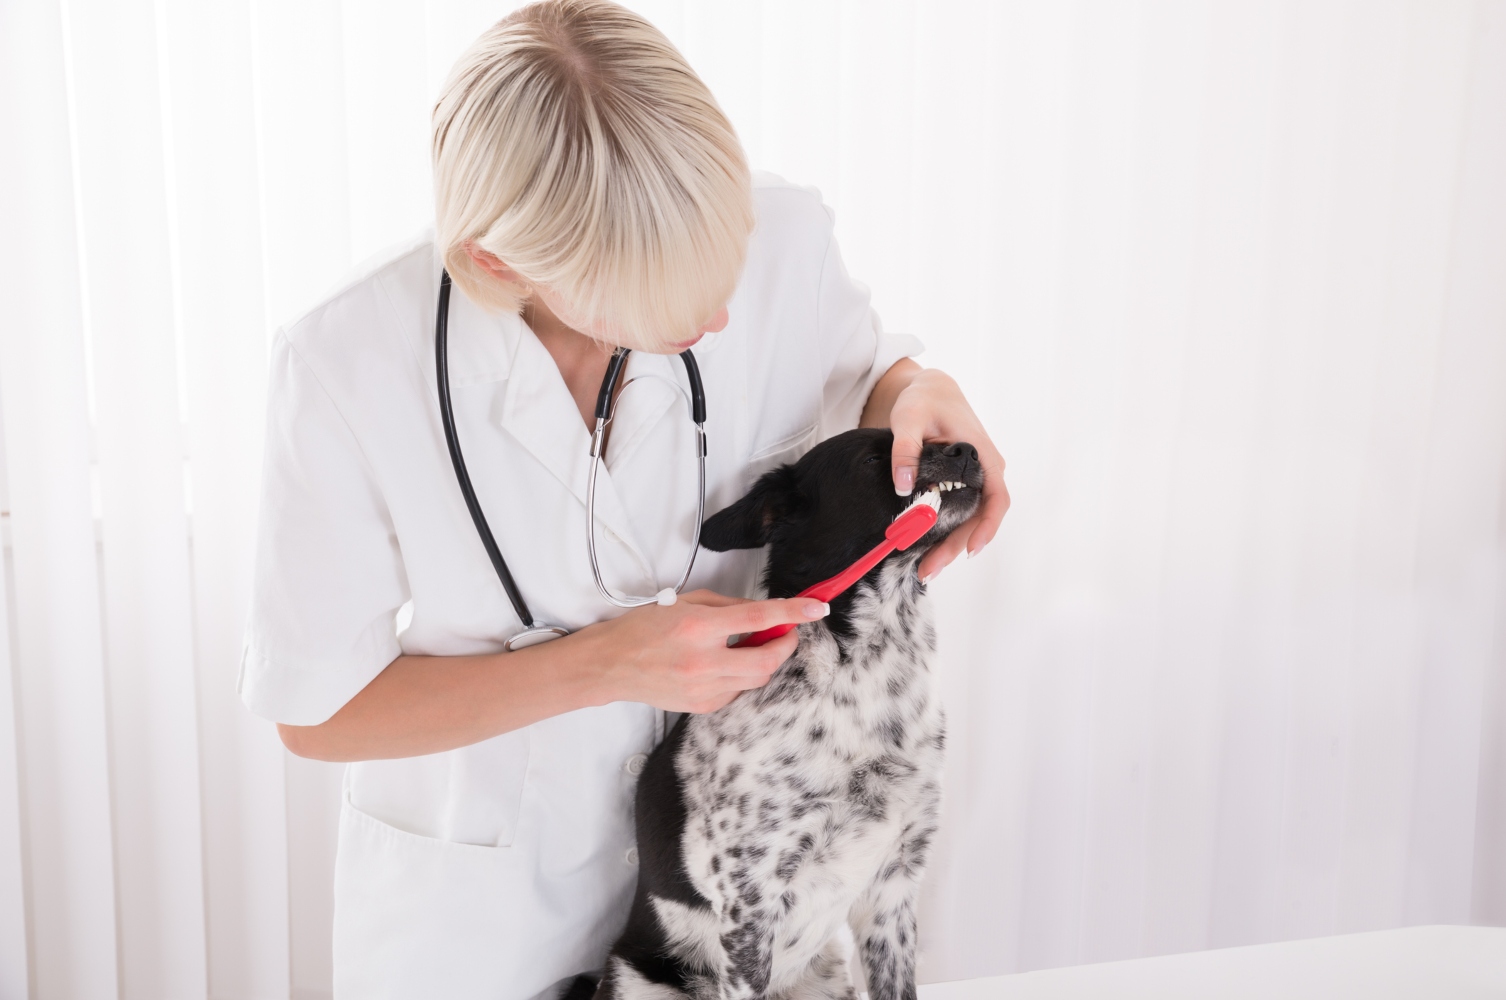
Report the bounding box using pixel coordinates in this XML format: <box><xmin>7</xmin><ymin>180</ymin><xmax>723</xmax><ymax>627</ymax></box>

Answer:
<box><xmin>240</xmin><ymin>2</ymin><xmax>1006</xmax><ymax>997</ymax></box>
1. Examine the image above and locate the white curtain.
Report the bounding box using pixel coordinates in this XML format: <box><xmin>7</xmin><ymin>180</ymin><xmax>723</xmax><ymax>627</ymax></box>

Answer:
<box><xmin>0</xmin><ymin>1</ymin><xmax>1502</xmax><ymax>997</ymax></box>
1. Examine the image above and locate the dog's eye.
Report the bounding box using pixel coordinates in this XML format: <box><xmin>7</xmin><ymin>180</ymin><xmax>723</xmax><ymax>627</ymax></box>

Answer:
<box><xmin>865</xmin><ymin>455</ymin><xmax>883</xmax><ymax>464</ymax></box>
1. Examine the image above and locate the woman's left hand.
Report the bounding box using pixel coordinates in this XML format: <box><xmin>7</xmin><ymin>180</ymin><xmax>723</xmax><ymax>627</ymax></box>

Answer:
<box><xmin>872</xmin><ymin>364</ymin><xmax>1009</xmax><ymax>582</ymax></box>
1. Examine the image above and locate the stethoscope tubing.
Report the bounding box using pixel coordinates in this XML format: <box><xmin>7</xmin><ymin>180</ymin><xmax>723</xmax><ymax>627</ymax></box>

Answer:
<box><xmin>435</xmin><ymin>271</ymin><xmax>543</xmax><ymax>632</ymax></box>
<box><xmin>586</xmin><ymin>348</ymin><xmax>707</xmax><ymax>607</ymax></box>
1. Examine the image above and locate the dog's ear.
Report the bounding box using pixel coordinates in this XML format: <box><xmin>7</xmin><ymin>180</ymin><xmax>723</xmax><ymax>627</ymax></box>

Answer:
<box><xmin>700</xmin><ymin>465</ymin><xmax>802</xmax><ymax>551</ymax></box>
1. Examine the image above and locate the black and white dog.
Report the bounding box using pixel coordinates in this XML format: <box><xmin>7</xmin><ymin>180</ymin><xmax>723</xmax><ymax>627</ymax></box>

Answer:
<box><xmin>587</xmin><ymin>428</ymin><xmax>982</xmax><ymax>1000</ymax></box>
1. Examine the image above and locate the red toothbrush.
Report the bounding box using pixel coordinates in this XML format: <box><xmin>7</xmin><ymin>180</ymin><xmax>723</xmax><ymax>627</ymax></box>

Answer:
<box><xmin>732</xmin><ymin>494</ymin><xmax>940</xmax><ymax>648</ymax></box>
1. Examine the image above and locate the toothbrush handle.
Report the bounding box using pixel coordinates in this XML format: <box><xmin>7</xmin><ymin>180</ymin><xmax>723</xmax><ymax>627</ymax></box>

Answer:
<box><xmin>731</xmin><ymin>541</ymin><xmax>897</xmax><ymax>648</ymax></box>
<box><xmin>730</xmin><ymin>622</ymin><xmax>796</xmax><ymax>649</ymax></box>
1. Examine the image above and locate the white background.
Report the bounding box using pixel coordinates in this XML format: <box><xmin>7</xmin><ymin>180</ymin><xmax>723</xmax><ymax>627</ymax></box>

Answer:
<box><xmin>1</xmin><ymin>1</ymin><xmax>1504</xmax><ymax>997</ymax></box>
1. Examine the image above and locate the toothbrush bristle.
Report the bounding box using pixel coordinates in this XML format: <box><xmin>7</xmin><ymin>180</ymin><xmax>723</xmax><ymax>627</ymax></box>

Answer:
<box><xmin>895</xmin><ymin>485</ymin><xmax>942</xmax><ymax>521</ymax></box>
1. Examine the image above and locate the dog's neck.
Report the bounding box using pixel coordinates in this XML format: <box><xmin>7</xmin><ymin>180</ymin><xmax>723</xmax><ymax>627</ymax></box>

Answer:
<box><xmin>750</xmin><ymin>553</ymin><xmax>934</xmax><ymax>712</ymax></box>
<box><xmin>809</xmin><ymin>549</ymin><xmax>930</xmax><ymax>656</ymax></box>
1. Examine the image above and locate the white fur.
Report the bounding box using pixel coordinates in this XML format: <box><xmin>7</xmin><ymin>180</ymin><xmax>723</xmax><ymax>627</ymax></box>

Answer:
<box><xmin>656</xmin><ymin>554</ymin><xmax>943</xmax><ymax>999</ymax></box>
<box><xmin>607</xmin><ymin>957</ymin><xmax>693</xmax><ymax>1000</ymax></box>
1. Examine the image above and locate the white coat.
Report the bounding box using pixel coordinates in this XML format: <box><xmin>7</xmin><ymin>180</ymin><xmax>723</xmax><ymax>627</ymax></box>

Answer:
<box><xmin>239</xmin><ymin>173</ymin><xmax>922</xmax><ymax>999</ymax></box>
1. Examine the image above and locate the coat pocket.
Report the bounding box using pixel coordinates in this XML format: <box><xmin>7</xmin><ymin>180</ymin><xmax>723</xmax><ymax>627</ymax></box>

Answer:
<box><xmin>747</xmin><ymin>421</ymin><xmax>817</xmax><ymax>465</ymax></box>
<box><xmin>441</xmin><ymin>728</ymin><xmax>531</xmax><ymax>847</ymax></box>
<box><xmin>333</xmin><ymin>797</ymin><xmax>545</xmax><ymax>999</ymax></box>
<box><xmin>345</xmin><ymin>727</ymin><xmax>530</xmax><ymax>848</ymax></box>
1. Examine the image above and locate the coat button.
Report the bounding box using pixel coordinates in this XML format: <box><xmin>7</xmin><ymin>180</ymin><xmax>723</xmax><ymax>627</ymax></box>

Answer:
<box><xmin>625</xmin><ymin>847</ymin><xmax>639</xmax><ymax>866</ymax></box>
<box><xmin>624</xmin><ymin>753</ymin><xmax>648</xmax><ymax>776</ymax></box>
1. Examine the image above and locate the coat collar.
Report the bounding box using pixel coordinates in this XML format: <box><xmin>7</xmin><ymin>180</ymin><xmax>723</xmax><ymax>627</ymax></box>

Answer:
<box><xmin>444</xmin><ymin>285</ymin><xmax>682</xmax><ymax>577</ymax></box>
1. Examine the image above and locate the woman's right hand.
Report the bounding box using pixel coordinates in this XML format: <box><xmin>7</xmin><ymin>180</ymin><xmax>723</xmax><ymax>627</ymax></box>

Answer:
<box><xmin>575</xmin><ymin>590</ymin><xmax>826</xmax><ymax>714</ymax></box>
<box><xmin>278</xmin><ymin>590</ymin><xmax>825</xmax><ymax>762</ymax></box>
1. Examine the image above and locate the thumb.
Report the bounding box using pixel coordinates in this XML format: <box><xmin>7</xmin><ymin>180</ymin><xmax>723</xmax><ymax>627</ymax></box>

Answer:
<box><xmin>890</xmin><ymin>421</ymin><xmax>925</xmax><ymax>498</ymax></box>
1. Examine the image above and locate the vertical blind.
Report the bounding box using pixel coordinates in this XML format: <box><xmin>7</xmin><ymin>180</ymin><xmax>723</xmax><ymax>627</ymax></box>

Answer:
<box><xmin>0</xmin><ymin>1</ymin><xmax>1503</xmax><ymax>997</ymax></box>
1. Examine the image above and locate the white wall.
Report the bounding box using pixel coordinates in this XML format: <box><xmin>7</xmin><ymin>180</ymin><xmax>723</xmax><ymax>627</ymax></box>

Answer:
<box><xmin>0</xmin><ymin>1</ymin><xmax>1502</xmax><ymax>996</ymax></box>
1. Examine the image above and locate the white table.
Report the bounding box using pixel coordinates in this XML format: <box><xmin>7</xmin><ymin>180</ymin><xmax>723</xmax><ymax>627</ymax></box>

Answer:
<box><xmin>920</xmin><ymin>926</ymin><xmax>1506</xmax><ymax>999</ymax></box>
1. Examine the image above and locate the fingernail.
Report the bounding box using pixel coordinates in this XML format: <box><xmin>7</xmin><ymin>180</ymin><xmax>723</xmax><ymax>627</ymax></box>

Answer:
<box><xmin>895</xmin><ymin>466</ymin><xmax>915</xmax><ymax>497</ymax></box>
<box><xmin>802</xmin><ymin>601</ymin><xmax>830</xmax><ymax>619</ymax></box>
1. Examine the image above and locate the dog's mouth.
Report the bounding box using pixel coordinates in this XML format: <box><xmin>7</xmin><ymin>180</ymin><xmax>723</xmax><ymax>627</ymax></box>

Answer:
<box><xmin>900</xmin><ymin>476</ymin><xmax>982</xmax><ymax>537</ymax></box>
<box><xmin>918</xmin><ymin>479</ymin><xmax>969</xmax><ymax>497</ymax></box>
<box><xmin>907</xmin><ymin>480</ymin><xmax>971</xmax><ymax>511</ymax></box>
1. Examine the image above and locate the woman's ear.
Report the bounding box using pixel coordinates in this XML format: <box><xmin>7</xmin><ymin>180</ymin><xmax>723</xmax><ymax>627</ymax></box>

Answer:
<box><xmin>463</xmin><ymin>242</ymin><xmax>525</xmax><ymax>284</ymax></box>
<box><xmin>700</xmin><ymin>466</ymin><xmax>800</xmax><ymax>551</ymax></box>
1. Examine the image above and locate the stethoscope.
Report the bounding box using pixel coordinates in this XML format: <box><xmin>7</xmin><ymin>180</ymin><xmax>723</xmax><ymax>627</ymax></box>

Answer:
<box><xmin>434</xmin><ymin>270</ymin><xmax>708</xmax><ymax>650</ymax></box>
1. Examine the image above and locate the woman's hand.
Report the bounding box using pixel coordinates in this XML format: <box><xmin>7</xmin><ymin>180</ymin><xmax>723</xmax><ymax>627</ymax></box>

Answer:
<box><xmin>277</xmin><ymin>590</ymin><xmax>824</xmax><ymax>761</ymax></box>
<box><xmin>575</xmin><ymin>590</ymin><xmax>825</xmax><ymax>713</ymax></box>
<box><xmin>863</xmin><ymin>361</ymin><xmax>1009</xmax><ymax>582</ymax></box>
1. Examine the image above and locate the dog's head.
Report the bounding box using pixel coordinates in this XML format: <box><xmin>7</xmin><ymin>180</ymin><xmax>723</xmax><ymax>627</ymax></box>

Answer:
<box><xmin>701</xmin><ymin>428</ymin><xmax>983</xmax><ymax>600</ymax></box>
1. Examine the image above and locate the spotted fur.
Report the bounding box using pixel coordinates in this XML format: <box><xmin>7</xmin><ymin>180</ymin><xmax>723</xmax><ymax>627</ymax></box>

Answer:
<box><xmin>588</xmin><ymin>430</ymin><xmax>981</xmax><ymax>1000</ymax></box>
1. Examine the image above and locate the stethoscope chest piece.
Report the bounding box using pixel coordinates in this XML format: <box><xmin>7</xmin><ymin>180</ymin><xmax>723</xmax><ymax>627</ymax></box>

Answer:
<box><xmin>503</xmin><ymin>624</ymin><xmax>572</xmax><ymax>651</ymax></box>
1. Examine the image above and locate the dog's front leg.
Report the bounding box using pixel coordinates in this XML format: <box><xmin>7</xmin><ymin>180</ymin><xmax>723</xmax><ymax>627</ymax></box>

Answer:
<box><xmin>715</xmin><ymin>906</ymin><xmax>774</xmax><ymax>1000</ymax></box>
<box><xmin>849</xmin><ymin>884</ymin><xmax>918</xmax><ymax>1000</ymax></box>
<box><xmin>848</xmin><ymin>821</ymin><xmax>935</xmax><ymax>1000</ymax></box>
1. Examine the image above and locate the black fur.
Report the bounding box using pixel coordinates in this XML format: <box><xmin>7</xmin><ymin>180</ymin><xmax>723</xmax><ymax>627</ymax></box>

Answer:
<box><xmin>704</xmin><ymin>430</ymin><xmax>981</xmax><ymax>640</ymax></box>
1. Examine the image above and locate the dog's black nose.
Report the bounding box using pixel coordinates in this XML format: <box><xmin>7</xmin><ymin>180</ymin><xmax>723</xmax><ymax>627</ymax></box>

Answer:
<box><xmin>943</xmin><ymin>442</ymin><xmax>978</xmax><ymax>462</ymax></box>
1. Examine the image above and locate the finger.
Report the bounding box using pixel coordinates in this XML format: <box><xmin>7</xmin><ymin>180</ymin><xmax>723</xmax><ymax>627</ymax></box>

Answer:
<box><xmin>889</xmin><ymin>419</ymin><xmax>926</xmax><ymax>498</ymax></box>
<box><xmin>678</xmin><ymin>589</ymin><xmax>752</xmax><ymax>608</ymax></box>
<box><xmin>917</xmin><ymin>525</ymin><xmax>969</xmax><ymax>582</ymax></box>
<box><xmin>691</xmin><ymin>691</ymin><xmax>738</xmax><ymax>714</ymax></box>
<box><xmin>722</xmin><ymin>671</ymin><xmax>775</xmax><ymax>693</ymax></box>
<box><xmin>917</xmin><ymin>457</ymin><xmax>1007</xmax><ymax>578</ymax></box>
<box><xmin>710</xmin><ymin>596</ymin><xmax>830</xmax><ymax>635</ymax></box>
<box><xmin>966</xmin><ymin>477</ymin><xmax>1011</xmax><ymax>554</ymax></box>
<box><xmin>963</xmin><ymin>445</ymin><xmax>1011</xmax><ymax>554</ymax></box>
<box><xmin>718</xmin><ymin>630</ymin><xmax>799</xmax><ymax>684</ymax></box>
<box><xmin>715</xmin><ymin>649</ymin><xmax>788</xmax><ymax>681</ymax></box>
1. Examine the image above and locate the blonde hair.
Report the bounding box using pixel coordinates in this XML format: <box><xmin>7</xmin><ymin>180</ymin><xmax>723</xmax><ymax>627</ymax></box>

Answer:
<box><xmin>432</xmin><ymin>0</ymin><xmax>754</xmax><ymax>352</ymax></box>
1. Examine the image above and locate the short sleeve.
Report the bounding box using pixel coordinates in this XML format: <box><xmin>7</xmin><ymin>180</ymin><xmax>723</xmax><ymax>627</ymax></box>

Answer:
<box><xmin>814</xmin><ymin>230</ymin><xmax>924</xmax><ymax>438</ymax></box>
<box><xmin>238</xmin><ymin>332</ymin><xmax>408</xmax><ymax>726</ymax></box>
